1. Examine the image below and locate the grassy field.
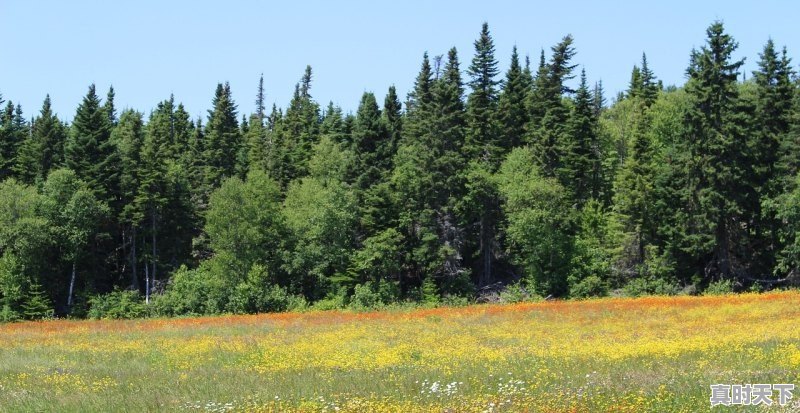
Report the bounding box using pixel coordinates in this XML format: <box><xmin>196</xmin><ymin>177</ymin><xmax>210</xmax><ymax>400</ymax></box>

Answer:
<box><xmin>1</xmin><ymin>292</ymin><xmax>799</xmax><ymax>412</ymax></box>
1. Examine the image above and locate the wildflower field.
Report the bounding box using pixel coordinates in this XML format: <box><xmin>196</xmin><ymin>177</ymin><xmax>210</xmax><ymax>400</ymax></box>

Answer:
<box><xmin>1</xmin><ymin>292</ymin><xmax>799</xmax><ymax>412</ymax></box>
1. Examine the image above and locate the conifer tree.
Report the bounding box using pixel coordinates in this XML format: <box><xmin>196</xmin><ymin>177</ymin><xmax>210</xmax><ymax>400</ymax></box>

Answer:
<box><xmin>674</xmin><ymin>22</ymin><xmax>750</xmax><ymax>281</ymax></box>
<box><xmin>0</xmin><ymin>101</ymin><xmax>27</xmax><ymax>180</ymax></box>
<box><xmin>382</xmin><ymin>86</ymin><xmax>403</xmax><ymax>167</ymax></box>
<box><xmin>593</xmin><ymin>80</ymin><xmax>606</xmax><ymax>117</ymax></box>
<box><xmin>527</xmin><ymin>35</ymin><xmax>577</xmax><ymax>181</ymax></box>
<box><xmin>65</xmin><ymin>84</ymin><xmax>119</xmax><ymax>205</ymax></box>
<box><xmin>14</xmin><ymin>95</ymin><xmax>66</xmax><ymax>183</ymax></box>
<box><xmin>497</xmin><ymin>46</ymin><xmax>530</xmax><ymax>153</ymax></box>
<box><xmin>563</xmin><ymin>69</ymin><xmax>602</xmax><ymax>205</ymax></box>
<box><xmin>639</xmin><ymin>53</ymin><xmax>659</xmax><ymax>105</ymax></box>
<box><xmin>202</xmin><ymin>82</ymin><xmax>241</xmax><ymax>190</ymax></box>
<box><xmin>465</xmin><ymin>22</ymin><xmax>500</xmax><ymax>164</ymax></box>
<box><xmin>114</xmin><ymin>109</ymin><xmax>145</xmax><ymax>290</ymax></box>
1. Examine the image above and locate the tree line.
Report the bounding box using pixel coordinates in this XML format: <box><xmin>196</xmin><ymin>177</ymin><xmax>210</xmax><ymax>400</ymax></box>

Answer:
<box><xmin>1</xmin><ymin>21</ymin><xmax>799</xmax><ymax>319</ymax></box>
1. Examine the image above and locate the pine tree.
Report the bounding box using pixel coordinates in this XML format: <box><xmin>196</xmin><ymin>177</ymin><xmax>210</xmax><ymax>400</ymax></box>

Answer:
<box><xmin>497</xmin><ymin>46</ymin><xmax>530</xmax><ymax>153</ymax></box>
<box><xmin>202</xmin><ymin>82</ymin><xmax>241</xmax><ymax>190</ymax></box>
<box><xmin>465</xmin><ymin>22</ymin><xmax>500</xmax><ymax>164</ymax></box>
<box><xmin>105</xmin><ymin>86</ymin><xmax>117</xmax><ymax>125</ymax></box>
<box><xmin>755</xmin><ymin>40</ymin><xmax>796</xmax><ymax>191</ymax></box>
<box><xmin>593</xmin><ymin>80</ymin><xmax>606</xmax><ymax>117</ymax></box>
<box><xmin>23</xmin><ymin>96</ymin><xmax>66</xmax><ymax>182</ymax></box>
<box><xmin>628</xmin><ymin>66</ymin><xmax>642</xmax><ymax>98</ymax></box>
<box><xmin>675</xmin><ymin>22</ymin><xmax>750</xmax><ymax>281</ymax></box>
<box><xmin>271</xmin><ymin>67</ymin><xmax>321</xmax><ymax>187</ymax></box>
<box><xmin>351</xmin><ymin>92</ymin><xmax>387</xmax><ymax>190</ymax></box>
<box><xmin>65</xmin><ymin>84</ymin><xmax>119</xmax><ymax>205</ymax></box>
<box><xmin>114</xmin><ymin>109</ymin><xmax>145</xmax><ymax>290</ymax></box>
<box><xmin>527</xmin><ymin>35</ymin><xmax>577</xmax><ymax>181</ymax></box>
<box><xmin>612</xmin><ymin>99</ymin><xmax>654</xmax><ymax>273</ymax></box>
<box><xmin>563</xmin><ymin>69</ymin><xmax>602</xmax><ymax>205</ymax></box>
<box><xmin>639</xmin><ymin>53</ymin><xmax>659</xmax><ymax>105</ymax></box>
<box><xmin>382</xmin><ymin>86</ymin><xmax>403</xmax><ymax>167</ymax></box>
<box><xmin>751</xmin><ymin>40</ymin><xmax>796</xmax><ymax>277</ymax></box>
<box><xmin>0</xmin><ymin>101</ymin><xmax>27</xmax><ymax>180</ymax></box>
<box><xmin>255</xmin><ymin>73</ymin><xmax>266</xmax><ymax>121</ymax></box>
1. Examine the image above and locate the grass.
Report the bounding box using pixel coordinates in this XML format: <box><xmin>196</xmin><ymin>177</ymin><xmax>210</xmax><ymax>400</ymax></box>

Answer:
<box><xmin>1</xmin><ymin>292</ymin><xmax>799</xmax><ymax>412</ymax></box>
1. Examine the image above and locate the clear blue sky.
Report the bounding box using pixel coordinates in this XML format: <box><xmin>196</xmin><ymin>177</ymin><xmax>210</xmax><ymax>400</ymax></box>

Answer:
<box><xmin>1</xmin><ymin>1</ymin><xmax>798</xmax><ymax>122</ymax></box>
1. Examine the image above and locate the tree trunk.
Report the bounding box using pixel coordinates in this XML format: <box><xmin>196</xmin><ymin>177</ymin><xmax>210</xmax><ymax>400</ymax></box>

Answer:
<box><xmin>151</xmin><ymin>212</ymin><xmax>157</xmax><ymax>294</ymax></box>
<box><xmin>67</xmin><ymin>260</ymin><xmax>76</xmax><ymax>308</ymax></box>
<box><xmin>145</xmin><ymin>257</ymin><xmax>150</xmax><ymax>305</ymax></box>
<box><xmin>131</xmin><ymin>227</ymin><xmax>138</xmax><ymax>291</ymax></box>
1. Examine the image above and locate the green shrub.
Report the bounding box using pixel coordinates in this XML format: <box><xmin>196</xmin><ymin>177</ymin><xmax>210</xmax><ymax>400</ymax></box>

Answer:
<box><xmin>440</xmin><ymin>294</ymin><xmax>472</xmax><ymax>307</ymax></box>
<box><xmin>310</xmin><ymin>288</ymin><xmax>349</xmax><ymax>311</ymax></box>
<box><xmin>87</xmin><ymin>290</ymin><xmax>147</xmax><ymax>319</ymax></box>
<box><xmin>349</xmin><ymin>280</ymin><xmax>399</xmax><ymax>310</ymax></box>
<box><xmin>623</xmin><ymin>277</ymin><xmax>680</xmax><ymax>297</ymax></box>
<box><xmin>704</xmin><ymin>279</ymin><xmax>734</xmax><ymax>295</ymax></box>
<box><xmin>569</xmin><ymin>275</ymin><xmax>609</xmax><ymax>298</ymax></box>
<box><xmin>498</xmin><ymin>283</ymin><xmax>539</xmax><ymax>303</ymax></box>
<box><xmin>420</xmin><ymin>277</ymin><xmax>440</xmax><ymax>305</ymax></box>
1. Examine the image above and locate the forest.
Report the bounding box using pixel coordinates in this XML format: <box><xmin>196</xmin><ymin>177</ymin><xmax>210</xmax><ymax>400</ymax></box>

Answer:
<box><xmin>1</xmin><ymin>21</ymin><xmax>799</xmax><ymax>320</ymax></box>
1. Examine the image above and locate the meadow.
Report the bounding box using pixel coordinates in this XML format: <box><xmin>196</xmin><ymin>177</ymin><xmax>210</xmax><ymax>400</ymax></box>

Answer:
<box><xmin>1</xmin><ymin>292</ymin><xmax>799</xmax><ymax>412</ymax></box>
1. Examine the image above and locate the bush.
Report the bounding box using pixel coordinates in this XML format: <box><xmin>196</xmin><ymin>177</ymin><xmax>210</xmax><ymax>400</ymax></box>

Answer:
<box><xmin>440</xmin><ymin>294</ymin><xmax>472</xmax><ymax>307</ymax></box>
<box><xmin>310</xmin><ymin>288</ymin><xmax>349</xmax><ymax>311</ymax></box>
<box><xmin>498</xmin><ymin>282</ymin><xmax>539</xmax><ymax>303</ymax></box>
<box><xmin>623</xmin><ymin>277</ymin><xmax>680</xmax><ymax>297</ymax></box>
<box><xmin>349</xmin><ymin>280</ymin><xmax>399</xmax><ymax>310</ymax></box>
<box><xmin>87</xmin><ymin>290</ymin><xmax>148</xmax><ymax>319</ymax></box>
<box><xmin>420</xmin><ymin>277</ymin><xmax>440</xmax><ymax>305</ymax></box>
<box><xmin>570</xmin><ymin>275</ymin><xmax>609</xmax><ymax>298</ymax></box>
<box><xmin>151</xmin><ymin>264</ymin><xmax>227</xmax><ymax>316</ymax></box>
<box><xmin>704</xmin><ymin>279</ymin><xmax>734</xmax><ymax>295</ymax></box>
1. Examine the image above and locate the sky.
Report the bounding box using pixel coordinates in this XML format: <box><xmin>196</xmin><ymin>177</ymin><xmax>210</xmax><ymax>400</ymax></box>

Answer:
<box><xmin>1</xmin><ymin>1</ymin><xmax>798</xmax><ymax>122</ymax></box>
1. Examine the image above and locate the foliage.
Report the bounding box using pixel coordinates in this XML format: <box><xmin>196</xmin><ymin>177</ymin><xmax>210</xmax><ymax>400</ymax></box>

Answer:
<box><xmin>87</xmin><ymin>290</ymin><xmax>148</xmax><ymax>319</ymax></box>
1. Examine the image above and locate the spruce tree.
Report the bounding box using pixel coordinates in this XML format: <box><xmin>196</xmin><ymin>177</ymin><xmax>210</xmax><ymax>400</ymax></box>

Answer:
<box><xmin>65</xmin><ymin>84</ymin><xmax>119</xmax><ymax>205</ymax></box>
<box><xmin>563</xmin><ymin>69</ymin><xmax>602</xmax><ymax>205</ymax></box>
<box><xmin>527</xmin><ymin>35</ymin><xmax>577</xmax><ymax>181</ymax></box>
<box><xmin>497</xmin><ymin>46</ymin><xmax>530</xmax><ymax>153</ymax></box>
<box><xmin>465</xmin><ymin>22</ymin><xmax>500</xmax><ymax>164</ymax></box>
<box><xmin>382</xmin><ymin>86</ymin><xmax>403</xmax><ymax>167</ymax></box>
<box><xmin>202</xmin><ymin>82</ymin><xmax>241</xmax><ymax>190</ymax></box>
<box><xmin>639</xmin><ymin>53</ymin><xmax>659</xmax><ymax>105</ymax></box>
<box><xmin>114</xmin><ymin>109</ymin><xmax>145</xmax><ymax>290</ymax></box>
<box><xmin>17</xmin><ymin>95</ymin><xmax>66</xmax><ymax>182</ymax></box>
<box><xmin>675</xmin><ymin>22</ymin><xmax>750</xmax><ymax>281</ymax></box>
<box><xmin>0</xmin><ymin>101</ymin><xmax>27</xmax><ymax>180</ymax></box>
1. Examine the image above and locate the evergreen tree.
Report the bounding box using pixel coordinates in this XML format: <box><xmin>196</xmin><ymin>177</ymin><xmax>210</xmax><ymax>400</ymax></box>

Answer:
<box><xmin>639</xmin><ymin>53</ymin><xmax>659</xmax><ymax>105</ymax></box>
<box><xmin>64</xmin><ymin>84</ymin><xmax>119</xmax><ymax>205</ymax></box>
<box><xmin>202</xmin><ymin>82</ymin><xmax>241</xmax><ymax>190</ymax></box>
<box><xmin>563</xmin><ymin>69</ymin><xmax>602</xmax><ymax>205</ymax></box>
<box><xmin>673</xmin><ymin>22</ymin><xmax>750</xmax><ymax>281</ymax></box>
<box><xmin>593</xmin><ymin>80</ymin><xmax>606</xmax><ymax>117</ymax></box>
<box><xmin>351</xmin><ymin>92</ymin><xmax>386</xmax><ymax>190</ymax></box>
<box><xmin>382</xmin><ymin>86</ymin><xmax>403</xmax><ymax>168</ymax></box>
<box><xmin>755</xmin><ymin>40</ymin><xmax>795</xmax><ymax>191</ymax></box>
<box><xmin>114</xmin><ymin>109</ymin><xmax>145</xmax><ymax>290</ymax></box>
<box><xmin>465</xmin><ymin>22</ymin><xmax>500</xmax><ymax>164</ymax></box>
<box><xmin>0</xmin><ymin>101</ymin><xmax>27</xmax><ymax>180</ymax></box>
<box><xmin>497</xmin><ymin>46</ymin><xmax>530</xmax><ymax>153</ymax></box>
<box><xmin>14</xmin><ymin>95</ymin><xmax>66</xmax><ymax>183</ymax></box>
<box><xmin>527</xmin><ymin>35</ymin><xmax>577</xmax><ymax>183</ymax></box>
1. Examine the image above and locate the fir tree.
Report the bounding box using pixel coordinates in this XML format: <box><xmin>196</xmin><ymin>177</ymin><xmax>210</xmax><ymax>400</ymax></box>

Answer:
<box><xmin>202</xmin><ymin>82</ymin><xmax>241</xmax><ymax>190</ymax></box>
<box><xmin>465</xmin><ymin>22</ymin><xmax>500</xmax><ymax>164</ymax></box>
<box><xmin>497</xmin><ymin>46</ymin><xmax>530</xmax><ymax>153</ymax></box>
<box><xmin>65</xmin><ymin>84</ymin><xmax>119</xmax><ymax>205</ymax></box>
<box><xmin>563</xmin><ymin>69</ymin><xmax>602</xmax><ymax>205</ymax></box>
<box><xmin>675</xmin><ymin>22</ymin><xmax>750</xmax><ymax>281</ymax></box>
<box><xmin>527</xmin><ymin>35</ymin><xmax>577</xmax><ymax>181</ymax></box>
